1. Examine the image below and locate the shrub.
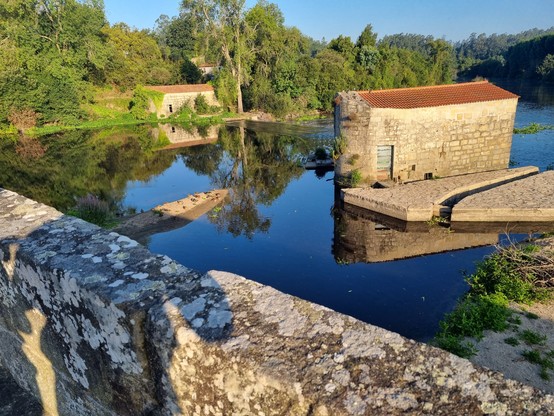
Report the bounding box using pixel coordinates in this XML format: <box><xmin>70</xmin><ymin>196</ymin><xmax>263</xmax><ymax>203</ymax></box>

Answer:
<box><xmin>69</xmin><ymin>194</ymin><xmax>112</xmax><ymax>227</ymax></box>
<box><xmin>350</xmin><ymin>169</ymin><xmax>362</xmax><ymax>187</ymax></box>
<box><xmin>15</xmin><ymin>135</ymin><xmax>46</xmax><ymax>160</ymax></box>
<box><xmin>195</xmin><ymin>94</ymin><xmax>210</xmax><ymax>114</ymax></box>
<box><xmin>8</xmin><ymin>108</ymin><xmax>39</xmax><ymax>132</ymax></box>
<box><xmin>314</xmin><ymin>147</ymin><xmax>328</xmax><ymax>160</ymax></box>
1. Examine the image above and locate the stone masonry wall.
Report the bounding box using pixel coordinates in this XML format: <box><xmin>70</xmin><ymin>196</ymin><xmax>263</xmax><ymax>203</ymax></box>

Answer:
<box><xmin>1</xmin><ymin>189</ymin><xmax>553</xmax><ymax>415</ymax></box>
<box><xmin>335</xmin><ymin>92</ymin><xmax>518</xmax><ymax>184</ymax></box>
<box><xmin>158</xmin><ymin>91</ymin><xmax>219</xmax><ymax>118</ymax></box>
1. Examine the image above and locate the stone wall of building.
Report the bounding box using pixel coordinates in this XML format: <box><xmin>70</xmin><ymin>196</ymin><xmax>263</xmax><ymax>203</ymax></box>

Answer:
<box><xmin>1</xmin><ymin>189</ymin><xmax>553</xmax><ymax>415</ymax></box>
<box><xmin>158</xmin><ymin>91</ymin><xmax>219</xmax><ymax>118</ymax></box>
<box><xmin>335</xmin><ymin>93</ymin><xmax>518</xmax><ymax>184</ymax></box>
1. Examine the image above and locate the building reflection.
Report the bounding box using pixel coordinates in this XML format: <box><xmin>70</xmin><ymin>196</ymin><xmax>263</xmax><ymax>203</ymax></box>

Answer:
<box><xmin>153</xmin><ymin>124</ymin><xmax>219</xmax><ymax>150</ymax></box>
<box><xmin>333</xmin><ymin>202</ymin><xmax>500</xmax><ymax>263</ymax></box>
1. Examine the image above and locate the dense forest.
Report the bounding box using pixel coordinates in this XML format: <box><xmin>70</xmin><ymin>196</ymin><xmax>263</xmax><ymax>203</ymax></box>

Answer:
<box><xmin>1</xmin><ymin>0</ymin><xmax>553</xmax><ymax>130</ymax></box>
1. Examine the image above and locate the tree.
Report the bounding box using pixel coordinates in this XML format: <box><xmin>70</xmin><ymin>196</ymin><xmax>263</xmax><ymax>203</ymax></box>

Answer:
<box><xmin>356</xmin><ymin>24</ymin><xmax>377</xmax><ymax>49</ymax></box>
<box><xmin>103</xmin><ymin>23</ymin><xmax>172</xmax><ymax>88</ymax></box>
<box><xmin>0</xmin><ymin>0</ymin><xmax>110</xmax><ymax>124</ymax></box>
<box><xmin>182</xmin><ymin>0</ymin><xmax>251</xmax><ymax>113</ymax></box>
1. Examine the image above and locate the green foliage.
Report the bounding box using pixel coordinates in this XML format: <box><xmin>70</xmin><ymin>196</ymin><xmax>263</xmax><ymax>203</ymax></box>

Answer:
<box><xmin>433</xmin><ymin>293</ymin><xmax>511</xmax><ymax>357</ymax></box>
<box><xmin>522</xmin><ymin>349</ymin><xmax>554</xmax><ymax>380</ymax></box>
<box><xmin>181</xmin><ymin>58</ymin><xmax>203</xmax><ymax>84</ymax></box>
<box><xmin>460</xmin><ymin>32</ymin><xmax>554</xmax><ymax>80</ymax></box>
<box><xmin>102</xmin><ymin>23</ymin><xmax>173</xmax><ymax>88</ymax></box>
<box><xmin>468</xmin><ymin>246</ymin><xmax>551</xmax><ymax>304</ymax></box>
<box><xmin>519</xmin><ymin>329</ymin><xmax>547</xmax><ymax>346</ymax></box>
<box><xmin>350</xmin><ymin>169</ymin><xmax>362</xmax><ymax>187</ymax></box>
<box><xmin>314</xmin><ymin>147</ymin><xmax>328</xmax><ymax>160</ymax></box>
<box><xmin>435</xmin><ymin>239</ymin><xmax>554</xmax><ymax>358</ymax></box>
<box><xmin>537</xmin><ymin>54</ymin><xmax>554</xmax><ymax>81</ymax></box>
<box><xmin>514</xmin><ymin>123</ymin><xmax>554</xmax><ymax>135</ymax></box>
<box><xmin>504</xmin><ymin>337</ymin><xmax>520</xmax><ymax>346</ymax></box>
<box><xmin>195</xmin><ymin>94</ymin><xmax>210</xmax><ymax>114</ymax></box>
<box><xmin>129</xmin><ymin>87</ymin><xmax>151</xmax><ymax>120</ymax></box>
<box><xmin>68</xmin><ymin>194</ymin><xmax>113</xmax><ymax>227</ymax></box>
<box><xmin>332</xmin><ymin>135</ymin><xmax>347</xmax><ymax>159</ymax></box>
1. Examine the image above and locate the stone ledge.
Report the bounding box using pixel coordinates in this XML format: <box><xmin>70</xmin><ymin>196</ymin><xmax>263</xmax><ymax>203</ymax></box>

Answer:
<box><xmin>1</xmin><ymin>189</ymin><xmax>554</xmax><ymax>415</ymax></box>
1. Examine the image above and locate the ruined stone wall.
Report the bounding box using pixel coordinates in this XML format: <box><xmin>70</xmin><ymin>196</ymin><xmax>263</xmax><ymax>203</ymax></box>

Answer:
<box><xmin>1</xmin><ymin>189</ymin><xmax>553</xmax><ymax>415</ymax></box>
<box><xmin>335</xmin><ymin>92</ymin><xmax>518</xmax><ymax>184</ymax></box>
<box><xmin>158</xmin><ymin>91</ymin><xmax>219</xmax><ymax>117</ymax></box>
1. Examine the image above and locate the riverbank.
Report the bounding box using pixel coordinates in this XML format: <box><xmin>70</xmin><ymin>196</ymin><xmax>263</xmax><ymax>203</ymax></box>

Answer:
<box><xmin>436</xmin><ymin>235</ymin><xmax>554</xmax><ymax>393</ymax></box>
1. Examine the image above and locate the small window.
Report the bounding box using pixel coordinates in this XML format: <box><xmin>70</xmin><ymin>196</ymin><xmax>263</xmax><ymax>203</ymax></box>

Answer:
<box><xmin>424</xmin><ymin>172</ymin><xmax>433</xmax><ymax>180</ymax></box>
<box><xmin>171</xmin><ymin>126</ymin><xmax>176</xmax><ymax>133</ymax></box>
<box><xmin>411</xmin><ymin>164</ymin><xmax>416</xmax><ymax>171</ymax></box>
<box><xmin>168</xmin><ymin>104</ymin><xmax>173</xmax><ymax>113</ymax></box>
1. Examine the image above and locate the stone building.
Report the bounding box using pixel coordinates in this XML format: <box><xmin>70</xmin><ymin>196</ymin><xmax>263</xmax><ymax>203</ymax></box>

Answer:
<box><xmin>334</xmin><ymin>81</ymin><xmax>519</xmax><ymax>184</ymax></box>
<box><xmin>145</xmin><ymin>84</ymin><xmax>219</xmax><ymax>118</ymax></box>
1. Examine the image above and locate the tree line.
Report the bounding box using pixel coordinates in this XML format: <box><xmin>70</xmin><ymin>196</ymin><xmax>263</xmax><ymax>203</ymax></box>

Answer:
<box><xmin>0</xmin><ymin>0</ymin><xmax>552</xmax><ymax>129</ymax></box>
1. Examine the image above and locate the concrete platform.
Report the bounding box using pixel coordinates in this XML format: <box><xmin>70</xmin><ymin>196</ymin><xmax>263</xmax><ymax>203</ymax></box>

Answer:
<box><xmin>342</xmin><ymin>167</ymin><xmax>539</xmax><ymax>221</ymax></box>
<box><xmin>452</xmin><ymin>170</ymin><xmax>554</xmax><ymax>222</ymax></box>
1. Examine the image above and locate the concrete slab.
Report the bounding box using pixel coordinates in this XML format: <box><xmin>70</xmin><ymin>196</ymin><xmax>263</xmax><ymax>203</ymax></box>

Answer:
<box><xmin>452</xmin><ymin>171</ymin><xmax>554</xmax><ymax>222</ymax></box>
<box><xmin>342</xmin><ymin>167</ymin><xmax>539</xmax><ymax>221</ymax></box>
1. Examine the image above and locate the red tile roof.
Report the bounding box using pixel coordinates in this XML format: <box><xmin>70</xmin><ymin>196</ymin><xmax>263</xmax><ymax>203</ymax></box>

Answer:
<box><xmin>145</xmin><ymin>84</ymin><xmax>214</xmax><ymax>94</ymax></box>
<box><xmin>357</xmin><ymin>81</ymin><xmax>518</xmax><ymax>109</ymax></box>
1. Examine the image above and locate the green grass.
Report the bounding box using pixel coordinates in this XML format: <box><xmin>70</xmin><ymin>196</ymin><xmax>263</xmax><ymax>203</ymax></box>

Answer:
<box><xmin>519</xmin><ymin>329</ymin><xmax>547</xmax><ymax>346</ymax></box>
<box><xmin>522</xmin><ymin>349</ymin><xmax>554</xmax><ymax>380</ymax></box>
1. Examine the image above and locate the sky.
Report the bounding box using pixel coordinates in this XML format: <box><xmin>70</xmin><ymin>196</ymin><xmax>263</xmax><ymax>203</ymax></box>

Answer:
<box><xmin>103</xmin><ymin>0</ymin><xmax>554</xmax><ymax>42</ymax></box>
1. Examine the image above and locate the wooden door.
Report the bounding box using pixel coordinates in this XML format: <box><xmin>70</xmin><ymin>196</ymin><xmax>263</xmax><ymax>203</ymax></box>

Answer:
<box><xmin>376</xmin><ymin>145</ymin><xmax>393</xmax><ymax>180</ymax></box>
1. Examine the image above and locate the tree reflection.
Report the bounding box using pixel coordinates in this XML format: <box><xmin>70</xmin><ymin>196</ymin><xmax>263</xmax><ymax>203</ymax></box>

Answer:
<box><xmin>205</xmin><ymin>126</ymin><xmax>304</xmax><ymax>239</ymax></box>
<box><xmin>0</xmin><ymin>126</ymin><xmax>177</xmax><ymax>211</ymax></box>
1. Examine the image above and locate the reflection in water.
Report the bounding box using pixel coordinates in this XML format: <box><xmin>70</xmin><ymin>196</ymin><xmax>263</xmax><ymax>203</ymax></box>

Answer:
<box><xmin>334</xmin><ymin>202</ymin><xmax>554</xmax><ymax>264</ymax></box>
<box><xmin>0</xmin><ymin>126</ymin><xmax>177</xmax><ymax>211</ymax></box>
<box><xmin>333</xmin><ymin>203</ymin><xmax>499</xmax><ymax>263</ymax></box>
<box><xmin>205</xmin><ymin>126</ymin><xmax>305</xmax><ymax>238</ymax></box>
<box><xmin>154</xmin><ymin>124</ymin><xmax>219</xmax><ymax>150</ymax></box>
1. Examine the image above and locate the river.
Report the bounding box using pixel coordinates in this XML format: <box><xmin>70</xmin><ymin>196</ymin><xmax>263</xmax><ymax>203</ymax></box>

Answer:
<box><xmin>0</xmin><ymin>80</ymin><xmax>553</xmax><ymax>342</ymax></box>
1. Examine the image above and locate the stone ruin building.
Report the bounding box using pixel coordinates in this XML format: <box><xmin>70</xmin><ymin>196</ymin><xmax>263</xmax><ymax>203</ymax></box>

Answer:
<box><xmin>334</xmin><ymin>81</ymin><xmax>519</xmax><ymax>185</ymax></box>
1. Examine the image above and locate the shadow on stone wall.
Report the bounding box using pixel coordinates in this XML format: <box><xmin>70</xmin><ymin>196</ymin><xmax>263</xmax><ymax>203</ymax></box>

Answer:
<box><xmin>0</xmin><ymin>189</ymin><xmax>234</xmax><ymax>414</ymax></box>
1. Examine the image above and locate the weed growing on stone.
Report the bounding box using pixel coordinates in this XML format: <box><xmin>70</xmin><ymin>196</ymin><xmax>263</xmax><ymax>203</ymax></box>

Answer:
<box><xmin>519</xmin><ymin>329</ymin><xmax>547</xmax><ymax>346</ymax></box>
<box><xmin>350</xmin><ymin>169</ymin><xmax>362</xmax><ymax>187</ymax></box>
<box><xmin>522</xmin><ymin>349</ymin><xmax>554</xmax><ymax>380</ymax></box>
<box><xmin>504</xmin><ymin>337</ymin><xmax>520</xmax><ymax>346</ymax></box>
<box><xmin>513</xmin><ymin>122</ymin><xmax>554</xmax><ymax>135</ymax></box>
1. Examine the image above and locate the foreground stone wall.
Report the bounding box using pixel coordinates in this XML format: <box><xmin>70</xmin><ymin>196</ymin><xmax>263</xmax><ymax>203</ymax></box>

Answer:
<box><xmin>335</xmin><ymin>92</ymin><xmax>518</xmax><ymax>184</ymax></box>
<box><xmin>1</xmin><ymin>189</ymin><xmax>554</xmax><ymax>415</ymax></box>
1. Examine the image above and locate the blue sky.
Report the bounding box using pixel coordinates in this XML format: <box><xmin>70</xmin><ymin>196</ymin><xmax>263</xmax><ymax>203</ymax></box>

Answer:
<box><xmin>103</xmin><ymin>0</ymin><xmax>554</xmax><ymax>42</ymax></box>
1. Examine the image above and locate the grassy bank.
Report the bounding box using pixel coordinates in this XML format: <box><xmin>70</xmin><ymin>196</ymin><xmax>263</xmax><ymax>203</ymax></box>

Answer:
<box><xmin>434</xmin><ymin>237</ymin><xmax>554</xmax><ymax>358</ymax></box>
<box><xmin>0</xmin><ymin>87</ymin><xmax>238</xmax><ymax>138</ymax></box>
